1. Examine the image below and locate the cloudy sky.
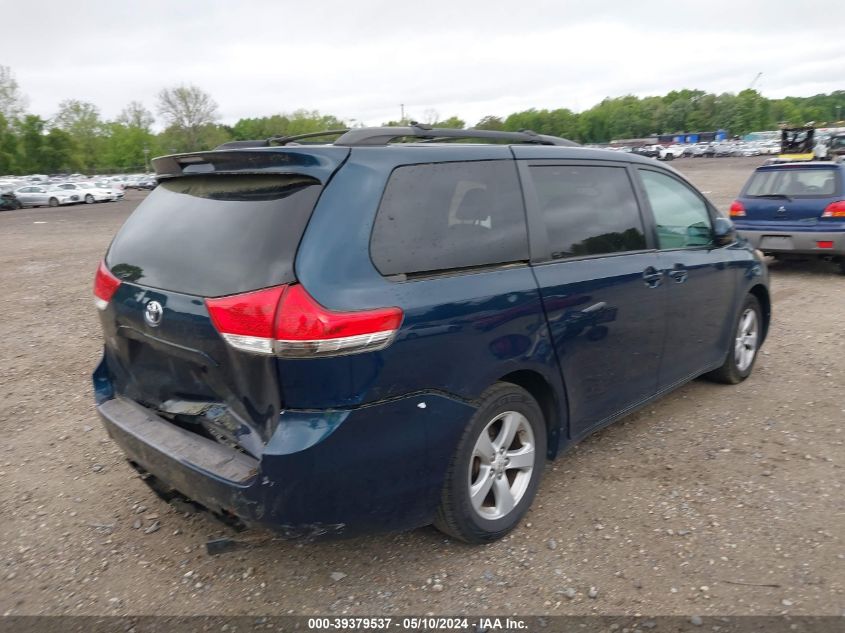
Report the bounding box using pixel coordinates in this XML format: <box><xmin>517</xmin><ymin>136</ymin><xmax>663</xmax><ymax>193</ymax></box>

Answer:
<box><xmin>4</xmin><ymin>0</ymin><xmax>844</xmax><ymax>128</ymax></box>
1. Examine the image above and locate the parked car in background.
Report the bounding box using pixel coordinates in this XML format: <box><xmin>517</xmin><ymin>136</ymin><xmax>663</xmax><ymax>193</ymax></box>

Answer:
<box><xmin>0</xmin><ymin>190</ymin><xmax>21</xmax><ymax>210</ymax></box>
<box><xmin>91</xmin><ymin>125</ymin><xmax>770</xmax><ymax>543</ymax></box>
<box><xmin>731</xmin><ymin>161</ymin><xmax>845</xmax><ymax>273</ymax></box>
<box><xmin>14</xmin><ymin>185</ymin><xmax>80</xmax><ymax>207</ymax></box>
<box><xmin>134</xmin><ymin>178</ymin><xmax>157</xmax><ymax>190</ymax></box>
<box><xmin>829</xmin><ymin>133</ymin><xmax>845</xmax><ymax>163</ymax></box>
<box><xmin>58</xmin><ymin>182</ymin><xmax>124</xmax><ymax>203</ymax></box>
<box><xmin>632</xmin><ymin>145</ymin><xmax>660</xmax><ymax>158</ymax></box>
<box><xmin>659</xmin><ymin>144</ymin><xmax>686</xmax><ymax>161</ymax></box>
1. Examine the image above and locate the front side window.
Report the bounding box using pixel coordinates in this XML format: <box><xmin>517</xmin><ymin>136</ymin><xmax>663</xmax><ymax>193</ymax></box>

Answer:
<box><xmin>370</xmin><ymin>161</ymin><xmax>528</xmax><ymax>276</ymax></box>
<box><xmin>639</xmin><ymin>170</ymin><xmax>712</xmax><ymax>249</ymax></box>
<box><xmin>528</xmin><ymin>164</ymin><xmax>646</xmax><ymax>260</ymax></box>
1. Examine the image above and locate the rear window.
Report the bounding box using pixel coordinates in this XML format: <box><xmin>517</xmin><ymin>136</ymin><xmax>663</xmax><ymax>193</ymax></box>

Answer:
<box><xmin>745</xmin><ymin>168</ymin><xmax>839</xmax><ymax>197</ymax></box>
<box><xmin>106</xmin><ymin>174</ymin><xmax>322</xmax><ymax>297</ymax></box>
<box><xmin>370</xmin><ymin>161</ymin><xmax>528</xmax><ymax>277</ymax></box>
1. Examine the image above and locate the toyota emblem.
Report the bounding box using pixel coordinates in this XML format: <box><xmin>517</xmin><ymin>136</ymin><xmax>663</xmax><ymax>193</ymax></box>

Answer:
<box><xmin>144</xmin><ymin>300</ymin><xmax>163</xmax><ymax>327</ymax></box>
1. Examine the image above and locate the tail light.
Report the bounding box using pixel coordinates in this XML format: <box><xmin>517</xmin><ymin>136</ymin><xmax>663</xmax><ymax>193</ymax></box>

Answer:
<box><xmin>93</xmin><ymin>261</ymin><xmax>121</xmax><ymax>310</ymax></box>
<box><xmin>729</xmin><ymin>200</ymin><xmax>746</xmax><ymax>217</ymax></box>
<box><xmin>821</xmin><ymin>200</ymin><xmax>845</xmax><ymax>218</ymax></box>
<box><xmin>206</xmin><ymin>284</ymin><xmax>403</xmax><ymax>358</ymax></box>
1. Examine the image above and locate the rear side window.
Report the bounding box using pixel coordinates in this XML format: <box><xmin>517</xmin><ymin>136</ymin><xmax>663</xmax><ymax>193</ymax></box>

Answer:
<box><xmin>745</xmin><ymin>168</ymin><xmax>839</xmax><ymax>197</ymax></box>
<box><xmin>370</xmin><ymin>161</ymin><xmax>528</xmax><ymax>276</ymax></box>
<box><xmin>528</xmin><ymin>165</ymin><xmax>646</xmax><ymax>259</ymax></box>
<box><xmin>107</xmin><ymin>174</ymin><xmax>322</xmax><ymax>297</ymax></box>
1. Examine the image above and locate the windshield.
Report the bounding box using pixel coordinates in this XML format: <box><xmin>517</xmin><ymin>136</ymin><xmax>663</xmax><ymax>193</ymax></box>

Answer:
<box><xmin>106</xmin><ymin>174</ymin><xmax>323</xmax><ymax>296</ymax></box>
<box><xmin>745</xmin><ymin>168</ymin><xmax>838</xmax><ymax>197</ymax></box>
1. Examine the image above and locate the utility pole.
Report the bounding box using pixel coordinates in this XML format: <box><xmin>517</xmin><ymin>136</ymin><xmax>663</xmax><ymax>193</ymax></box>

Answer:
<box><xmin>400</xmin><ymin>103</ymin><xmax>405</xmax><ymax>124</ymax></box>
<box><xmin>142</xmin><ymin>146</ymin><xmax>150</xmax><ymax>173</ymax></box>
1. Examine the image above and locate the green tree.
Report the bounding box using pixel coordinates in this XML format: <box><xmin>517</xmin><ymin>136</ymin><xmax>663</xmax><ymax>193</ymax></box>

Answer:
<box><xmin>53</xmin><ymin>99</ymin><xmax>104</xmax><ymax>171</ymax></box>
<box><xmin>0</xmin><ymin>113</ymin><xmax>19</xmax><ymax>173</ymax></box>
<box><xmin>475</xmin><ymin>115</ymin><xmax>505</xmax><ymax>130</ymax></box>
<box><xmin>17</xmin><ymin>115</ymin><xmax>48</xmax><ymax>173</ymax></box>
<box><xmin>42</xmin><ymin>128</ymin><xmax>79</xmax><ymax>173</ymax></box>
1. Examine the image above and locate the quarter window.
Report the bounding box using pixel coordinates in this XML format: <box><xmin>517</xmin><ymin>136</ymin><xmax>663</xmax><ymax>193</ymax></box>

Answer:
<box><xmin>639</xmin><ymin>170</ymin><xmax>712</xmax><ymax>249</ymax></box>
<box><xmin>528</xmin><ymin>165</ymin><xmax>646</xmax><ymax>259</ymax></box>
<box><xmin>370</xmin><ymin>161</ymin><xmax>528</xmax><ymax>276</ymax></box>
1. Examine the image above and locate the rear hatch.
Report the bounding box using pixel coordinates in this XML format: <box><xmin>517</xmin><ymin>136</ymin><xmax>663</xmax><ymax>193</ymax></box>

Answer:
<box><xmin>96</xmin><ymin>147</ymin><xmax>349</xmax><ymax>457</ymax></box>
<box><xmin>737</xmin><ymin>164</ymin><xmax>841</xmax><ymax>227</ymax></box>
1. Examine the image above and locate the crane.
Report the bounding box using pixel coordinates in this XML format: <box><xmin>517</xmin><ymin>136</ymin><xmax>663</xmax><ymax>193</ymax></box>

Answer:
<box><xmin>748</xmin><ymin>72</ymin><xmax>763</xmax><ymax>91</ymax></box>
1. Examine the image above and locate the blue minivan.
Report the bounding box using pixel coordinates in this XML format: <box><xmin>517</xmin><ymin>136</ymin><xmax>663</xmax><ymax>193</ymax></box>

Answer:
<box><xmin>92</xmin><ymin>126</ymin><xmax>770</xmax><ymax>543</ymax></box>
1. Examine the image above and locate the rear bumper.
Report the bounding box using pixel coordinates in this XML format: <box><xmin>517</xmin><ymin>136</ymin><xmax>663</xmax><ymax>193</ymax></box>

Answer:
<box><xmin>95</xmin><ymin>376</ymin><xmax>476</xmax><ymax>537</ymax></box>
<box><xmin>737</xmin><ymin>229</ymin><xmax>845</xmax><ymax>256</ymax></box>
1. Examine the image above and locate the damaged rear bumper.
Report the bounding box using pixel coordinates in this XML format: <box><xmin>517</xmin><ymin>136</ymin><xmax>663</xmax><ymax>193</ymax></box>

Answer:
<box><xmin>97</xmin><ymin>389</ymin><xmax>476</xmax><ymax>537</ymax></box>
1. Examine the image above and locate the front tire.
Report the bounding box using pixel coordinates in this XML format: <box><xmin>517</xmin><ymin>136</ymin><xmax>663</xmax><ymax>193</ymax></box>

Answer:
<box><xmin>434</xmin><ymin>383</ymin><xmax>546</xmax><ymax>543</ymax></box>
<box><xmin>85</xmin><ymin>194</ymin><xmax>94</xmax><ymax>204</ymax></box>
<box><xmin>706</xmin><ymin>294</ymin><xmax>762</xmax><ymax>384</ymax></box>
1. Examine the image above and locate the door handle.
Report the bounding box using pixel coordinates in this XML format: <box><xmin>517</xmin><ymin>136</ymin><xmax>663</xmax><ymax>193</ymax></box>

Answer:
<box><xmin>642</xmin><ymin>266</ymin><xmax>663</xmax><ymax>288</ymax></box>
<box><xmin>668</xmin><ymin>264</ymin><xmax>688</xmax><ymax>283</ymax></box>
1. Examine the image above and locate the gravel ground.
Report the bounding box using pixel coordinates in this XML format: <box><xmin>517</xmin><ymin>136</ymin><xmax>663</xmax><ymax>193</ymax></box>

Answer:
<box><xmin>0</xmin><ymin>157</ymin><xmax>842</xmax><ymax>616</ymax></box>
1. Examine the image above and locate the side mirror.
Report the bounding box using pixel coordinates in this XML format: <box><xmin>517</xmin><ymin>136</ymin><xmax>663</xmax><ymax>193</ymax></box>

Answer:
<box><xmin>712</xmin><ymin>216</ymin><xmax>736</xmax><ymax>246</ymax></box>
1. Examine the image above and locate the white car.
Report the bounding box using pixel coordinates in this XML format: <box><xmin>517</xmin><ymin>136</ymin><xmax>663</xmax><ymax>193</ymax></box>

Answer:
<box><xmin>14</xmin><ymin>185</ymin><xmax>81</xmax><ymax>207</ymax></box>
<box><xmin>658</xmin><ymin>144</ymin><xmax>686</xmax><ymax>161</ymax></box>
<box><xmin>57</xmin><ymin>182</ymin><xmax>124</xmax><ymax>203</ymax></box>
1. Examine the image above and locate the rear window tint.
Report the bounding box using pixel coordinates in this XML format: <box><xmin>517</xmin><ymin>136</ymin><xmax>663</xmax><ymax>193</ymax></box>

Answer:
<box><xmin>107</xmin><ymin>174</ymin><xmax>322</xmax><ymax>297</ymax></box>
<box><xmin>370</xmin><ymin>161</ymin><xmax>528</xmax><ymax>276</ymax></box>
<box><xmin>528</xmin><ymin>165</ymin><xmax>646</xmax><ymax>259</ymax></box>
<box><xmin>745</xmin><ymin>168</ymin><xmax>839</xmax><ymax>197</ymax></box>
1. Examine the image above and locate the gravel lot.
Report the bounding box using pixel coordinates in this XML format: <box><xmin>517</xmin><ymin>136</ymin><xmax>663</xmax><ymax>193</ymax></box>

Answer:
<box><xmin>0</xmin><ymin>157</ymin><xmax>843</xmax><ymax>617</ymax></box>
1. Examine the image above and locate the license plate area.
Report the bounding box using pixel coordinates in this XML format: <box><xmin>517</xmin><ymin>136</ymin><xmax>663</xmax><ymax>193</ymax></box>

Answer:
<box><xmin>760</xmin><ymin>235</ymin><xmax>794</xmax><ymax>250</ymax></box>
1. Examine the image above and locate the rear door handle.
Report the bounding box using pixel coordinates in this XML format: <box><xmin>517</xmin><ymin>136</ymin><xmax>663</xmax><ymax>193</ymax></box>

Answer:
<box><xmin>642</xmin><ymin>266</ymin><xmax>663</xmax><ymax>288</ymax></box>
<box><xmin>668</xmin><ymin>264</ymin><xmax>688</xmax><ymax>283</ymax></box>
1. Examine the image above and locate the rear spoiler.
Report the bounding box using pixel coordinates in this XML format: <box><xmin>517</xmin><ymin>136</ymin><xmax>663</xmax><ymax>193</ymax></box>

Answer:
<box><xmin>151</xmin><ymin>147</ymin><xmax>350</xmax><ymax>182</ymax></box>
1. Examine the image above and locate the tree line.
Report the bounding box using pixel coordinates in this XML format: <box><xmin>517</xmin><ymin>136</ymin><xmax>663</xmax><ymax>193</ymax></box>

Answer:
<box><xmin>0</xmin><ymin>65</ymin><xmax>842</xmax><ymax>175</ymax></box>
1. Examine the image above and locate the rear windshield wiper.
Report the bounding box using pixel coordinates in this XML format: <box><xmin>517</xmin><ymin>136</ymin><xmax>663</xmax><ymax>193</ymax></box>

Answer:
<box><xmin>753</xmin><ymin>193</ymin><xmax>793</xmax><ymax>201</ymax></box>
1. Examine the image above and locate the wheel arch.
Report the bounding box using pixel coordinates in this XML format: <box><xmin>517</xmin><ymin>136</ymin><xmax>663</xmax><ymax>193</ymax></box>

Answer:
<box><xmin>748</xmin><ymin>284</ymin><xmax>771</xmax><ymax>343</ymax></box>
<box><xmin>498</xmin><ymin>369</ymin><xmax>567</xmax><ymax>459</ymax></box>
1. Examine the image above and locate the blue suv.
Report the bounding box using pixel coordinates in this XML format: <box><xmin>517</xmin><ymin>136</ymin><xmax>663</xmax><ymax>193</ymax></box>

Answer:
<box><xmin>92</xmin><ymin>126</ymin><xmax>770</xmax><ymax>543</ymax></box>
<box><xmin>730</xmin><ymin>161</ymin><xmax>845</xmax><ymax>274</ymax></box>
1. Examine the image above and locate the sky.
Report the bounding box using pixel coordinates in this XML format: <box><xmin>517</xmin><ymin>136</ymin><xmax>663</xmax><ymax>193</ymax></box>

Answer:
<box><xmin>2</xmin><ymin>0</ymin><xmax>844</xmax><ymax>129</ymax></box>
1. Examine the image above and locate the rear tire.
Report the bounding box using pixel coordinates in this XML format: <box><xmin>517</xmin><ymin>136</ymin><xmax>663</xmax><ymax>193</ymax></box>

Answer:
<box><xmin>434</xmin><ymin>383</ymin><xmax>546</xmax><ymax>543</ymax></box>
<box><xmin>706</xmin><ymin>294</ymin><xmax>762</xmax><ymax>384</ymax></box>
<box><xmin>85</xmin><ymin>194</ymin><xmax>94</xmax><ymax>204</ymax></box>
<box><xmin>48</xmin><ymin>197</ymin><xmax>59</xmax><ymax>207</ymax></box>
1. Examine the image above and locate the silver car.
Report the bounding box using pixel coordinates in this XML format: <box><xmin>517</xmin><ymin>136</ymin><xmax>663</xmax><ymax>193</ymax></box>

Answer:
<box><xmin>57</xmin><ymin>182</ymin><xmax>124</xmax><ymax>203</ymax></box>
<box><xmin>14</xmin><ymin>185</ymin><xmax>80</xmax><ymax>207</ymax></box>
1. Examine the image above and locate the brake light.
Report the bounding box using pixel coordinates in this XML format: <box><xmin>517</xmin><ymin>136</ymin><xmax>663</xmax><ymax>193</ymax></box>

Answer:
<box><xmin>821</xmin><ymin>200</ymin><xmax>845</xmax><ymax>218</ymax></box>
<box><xmin>817</xmin><ymin>241</ymin><xmax>834</xmax><ymax>249</ymax></box>
<box><xmin>206</xmin><ymin>285</ymin><xmax>403</xmax><ymax>358</ymax></box>
<box><xmin>205</xmin><ymin>285</ymin><xmax>287</xmax><ymax>354</ymax></box>
<box><xmin>729</xmin><ymin>200</ymin><xmax>746</xmax><ymax>217</ymax></box>
<box><xmin>93</xmin><ymin>261</ymin><xmax>121</xmax><ymax>310</ymax></box>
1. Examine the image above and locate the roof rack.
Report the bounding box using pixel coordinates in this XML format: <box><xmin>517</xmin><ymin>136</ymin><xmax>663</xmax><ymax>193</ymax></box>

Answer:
<box><xmin>215</xmin><ymin>125</ymin><xmax>579</xmax><ymax>151</ymax></box>
<box><xmin>333</xmin><ymin>125</ymin><xmax>578</xmax><ymax>147</ymax></box>
<box><xmin>215</xmin><ymin>129</ymin><xmax>351</xmax><ymax>150</ymax></box>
